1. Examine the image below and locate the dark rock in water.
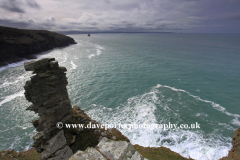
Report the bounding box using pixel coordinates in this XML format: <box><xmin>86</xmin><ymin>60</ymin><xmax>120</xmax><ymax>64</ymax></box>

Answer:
<box><xmin>0</xmin><ymin>26</ymin><xmax>76</xmax><ymax>67</ymax></box>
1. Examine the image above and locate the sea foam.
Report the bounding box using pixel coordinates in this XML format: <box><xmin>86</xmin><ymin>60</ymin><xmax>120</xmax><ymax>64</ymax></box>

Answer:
<box><xmin>70</xmin><ymin>60</ymin><xmax>78</xmax><ymax>70</ymax></box>
<box><xmin>0</xmin><ymin>61</ymin><xmax>26</xmax><ymax>72</ymax></box>
<box><xmin>87</xmin><ymin>84</ymin><xmax>233</xmax><ymax>160</ymax></box>
<box><xmin>158</xmin><ymin>84</ymin><xmax>240</xmax><ymax>124</ymax></box>
<box><xmin>0</xmin><ymin>91</ymin><xmax>24</xmax><ymax>106</ymax></box>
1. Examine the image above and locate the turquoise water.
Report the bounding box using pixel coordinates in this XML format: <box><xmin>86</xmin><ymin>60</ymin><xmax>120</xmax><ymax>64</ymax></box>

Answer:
<box><xmin>0</xmin><ymin>33</ymin><xmax>240</xmax><ymax>159</ymax></box>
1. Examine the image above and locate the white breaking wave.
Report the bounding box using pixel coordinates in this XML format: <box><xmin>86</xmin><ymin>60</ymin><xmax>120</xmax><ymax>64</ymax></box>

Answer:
<box><xmin>88</xmin><ymin>54</ymin><xmax>96</xmax><ymax>59</ymax></box>
<box><xmin>0</xmin><ymin>81</ymin><xmax>19</xmax><ymax>89</ymax></box>
<box><xmin>70</xmin><ymin>60</ymin><xmax>77</xmax><ymax>70</ymax></box>
<box><xmin>60</xmin><ymin>54</ymin><xmax>68</xmax><ymax>64</ymax></box>
<box><xmin>96</xmin><ymin>44</ymin><xmax>105</xmax><ymax>55</ymax></box>
<box><xmin>87</xmin><ymin>44</ymin><xmax>105</xmax><ymax>59</ymax></box>
<box><xmin>231</xmin><ymin>118</ymin><xmax>240</xmax><ymax>126</ymax></box>
<box><xmin>0</xmin><ymin>91</ymin><xmax>24</xmax><ymax>106</ymax></box>
<box><xmin>0</xmin><ymin>61</ymin><xmax>26</xmax><ymax>72</ymax></box>
<box><xmin>157</xmin><ymin>84</ymin><xmax>240</xmax><ymax>122</ymax></box>
<box><xmin>87</xmin><ymin>84</ymin><xmax>233</xmax><ymax>160</ymax></box>
<box><xmin>0</xmin><ymin>74</ymin><xmax>29</xmax><ymax>89</ymax></box>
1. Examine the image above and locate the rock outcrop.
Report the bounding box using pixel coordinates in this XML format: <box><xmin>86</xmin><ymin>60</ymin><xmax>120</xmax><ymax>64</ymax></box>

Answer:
<box><xmin>0</xmin><ymin>26</ymin><xmax>76</xmax><ymax>67</ymax></box>
<box><xmin>23</xmin><ymin>58</ymin><xmax>131</xmax><ymax>160</ymax></box>
<box><xmin>24</xmin><ymin>58</ymin><xmax>74</xmax><ymax>160</ymax></box>
<box><xmin>69</xmin><ymin>137</ymin><xmax>147</xmax><ymax>160</ymax></box>
<box><xmin>221</xmin><ymin>127</ymin><xmax>240</xmax><ymax>160</ymax></box>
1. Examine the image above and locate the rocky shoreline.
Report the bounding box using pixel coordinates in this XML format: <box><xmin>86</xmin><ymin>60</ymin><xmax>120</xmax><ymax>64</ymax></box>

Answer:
<box><xmin>0</xmin><ymin>58</ymin><xmax>239</xmax><ymax>160</ymax></box>
<box><xmin>0</xmin><ymin>26</ymin><xmax>76</xmax><ymax>67</ymax></box>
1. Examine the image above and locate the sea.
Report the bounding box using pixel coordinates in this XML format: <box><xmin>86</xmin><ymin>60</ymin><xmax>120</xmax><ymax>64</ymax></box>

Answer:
<box><xmin>0</xmin><ymin>33</ymin><xmax>240</xmax><ymax>160</ymax></box>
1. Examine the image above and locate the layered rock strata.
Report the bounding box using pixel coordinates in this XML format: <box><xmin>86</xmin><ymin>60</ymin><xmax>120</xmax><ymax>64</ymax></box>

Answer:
<box><xmin>23</xmin><ymin>58</ymin><xmax>132</xmax><ymax>160</ymax></box>
<box><xmin>24</xmin><ymin>58</ymin><xmax>73</xmax><ymax>160</ymax></box>
<box><xmin>69</xmin><ymin>137</ymin><xmax>148</xmax><ymax>160</ymax></box>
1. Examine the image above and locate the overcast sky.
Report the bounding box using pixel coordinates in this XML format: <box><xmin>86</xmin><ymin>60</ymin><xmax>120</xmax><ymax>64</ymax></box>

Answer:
<box><xmin>0</xmin><ymin>0</ymin><xmax>240</xmax><ymax>33</ymax></box>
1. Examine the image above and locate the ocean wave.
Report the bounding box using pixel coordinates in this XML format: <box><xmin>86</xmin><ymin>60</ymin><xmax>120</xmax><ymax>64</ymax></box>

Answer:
<box><xmin>59</xmin><ymin>54</ymin><xmax>68</xmax><ymax>64</ymax></box>
<box><xmin>0</xmin><ymin>61</ymin><xmax>26</xmax><ymax>72</ymax></box>
<box><xmin>231</xmin><ymin>118</ymin><xmax>240</xmax><ymax>126</ymax></box>
<box><xmin>0</xmin><ymin>91</ymin><xmax>24</xmax><ymax>106</ymax></box>
<box><xmin>157</xmin><ymin>84</ymin><xmax>240</xmax><ymax>122</ymax></box>
<box><xmin>0</xmin><ymin>74</ymin><xmax>29</xmax><ymax>89</ymax></box>
<box><xmin>70</xmin><ymin>60</ymin><xmax>77</xmax><ymax>71</ymax></box>
<box><xmin>86</xmin><ymin>84</ymin><xmax>233</xmax><ymax>160</ymax></box>
<box><xmin>88</xmin><ymin>54</ymin><xmax>96</xmax><ymax>59</ymax></box>
<box><xmin>0</xmin><ymin>81</ymin><xmax>19</xmax><ymax>89</ymax></box>
<box><xmin>87</xmin><ymin>44</ymin><xmax>105</xmax><ymax>59</ymax></box>
<box><xmin>96</xmin><ymin>44</ymin><xmax>105</xmax><ymax>55</ymax></box>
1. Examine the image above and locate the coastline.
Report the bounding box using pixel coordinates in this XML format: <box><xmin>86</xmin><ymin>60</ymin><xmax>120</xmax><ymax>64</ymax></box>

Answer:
<box><xmin>0</xmin><ymin>29</ymin><xmax>239</xmax><ymax>159</ymax></box>
<box><xmin>0</xmin><ymin>26</ymin><xmax>77</xmax><ymax>67</ymax></box>
<box><xmin>0</xmin><ymin>43</ymin><xmax>76</xmax><ymax>72</ymax></box>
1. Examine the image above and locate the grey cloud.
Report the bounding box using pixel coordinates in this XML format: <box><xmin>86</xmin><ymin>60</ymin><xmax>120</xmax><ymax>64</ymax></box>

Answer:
<box><xmin>51</xmin><ymin>17</ymin><xmax>56</xmax><ymax>22</ymax></box>
<box><xmin>1</xmin><ymin>0</ymin><xmax>240</xmax><ymax>33</ymax></box>
<box><xmin>70</xmin><ymin>22</ymin><xmax>83</xmax><ymax>25</ymax></box>
<box><xmin>0</xmin><ymin>0</ymin><xmax>25</xmax><ymax>13</ymax></box>
<box><xmin>0</xmin><ymin>19</ymin><xmax>30</xmax><ymax>28</ymax></box>
<box><xmin>220</xmin><ymin>12</ymin><xmax>240</xmax><ymax>21</ymax></box>
<box><xmin>46</xmin><ymin>17</ymin><xmax>56</xmax><ymax>22</ymax></box>
<box><xmin>28</xmin><ymin>19</ymin><xmax>34</xmax><ymax>23</ymax></box>
<box><xmin>89</xmin><ymin>22</ymin><xmax>98</xmax><ymax>26</ymax></box>
<box><xmin>0</xmin><ymin>0</ymin><xmax>40</xmax><ymax>14</ymax></box>
<box><xmin>0</xmin><ymin>17</ymin><xmax>57</xmax><ymax>31</ymax></box>
<box><xmin>26</xmin><ymin>0</ymin><xmax>41</xmax><ymax>9</ymax></box>
<box><xmin>113</xmin><ymin>3</ymin><xmax>139</xmax><ymax>11</ymax></box>
<box><xmin>104</xmin><ymin>0</ymin><xmax>111</xmax><ymax>4</ymax></box>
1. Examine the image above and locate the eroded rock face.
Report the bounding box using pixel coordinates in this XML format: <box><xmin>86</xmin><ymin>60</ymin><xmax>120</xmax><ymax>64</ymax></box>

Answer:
<box><xmin>24</xmin><ymin>58</ymin><xmax>73</xmax><ymax>132</ymax></box>
<box><xmin>69</xmin><ymin>148</ymin><xmax>107</xmax><ymax>160</ymax></box>
<box><xmin>24</xmin><ymin>58</ymin><xmax>73</xmax><ymax>160</ymax></box>
<box><xmin>69</xmin><ymin>137</ymin><xmax>148</xmax><ymax>160</ymax></box>
<box><xmin>24</xmin><ymin>58</ymin><xmax>143</xmax><ymax>160</ymax></box>
<box><xmin>39</xmin><ymin>130</ymin><xmax>67</xmax><ymax>159</ymax></box>
<box><xmin>0</xmin><ymin>26</ymin><xmax>76</xmax><ymax>67</ymax></box>
<box><xmin>221</xmin><ymin>127</ymin><xmax>240</xmax><ymax>160</ymax></box>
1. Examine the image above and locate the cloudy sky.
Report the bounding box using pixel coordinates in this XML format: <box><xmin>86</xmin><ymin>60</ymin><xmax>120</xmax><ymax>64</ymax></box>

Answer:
<box><xmin>0</xmin><ymin>0</ymin><xmax>240</xmax><ymax>33</ymax></box>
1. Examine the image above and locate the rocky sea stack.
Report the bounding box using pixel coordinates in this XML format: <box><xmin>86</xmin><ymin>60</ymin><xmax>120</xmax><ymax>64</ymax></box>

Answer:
<box><xmin>23</xmin><ymin>58</ymin><xmax>145</xmax><ymax>160</ymax></box>
<box><xmin>0</xmin><ymin>26</ymin><xmax>76</xmax><ymax>67</ymax></box>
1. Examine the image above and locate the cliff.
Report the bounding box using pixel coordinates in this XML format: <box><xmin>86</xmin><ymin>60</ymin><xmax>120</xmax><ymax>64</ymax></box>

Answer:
<box><xmin>221</xmin><ymin>127</ymin><xmax>240</xmax><ymax>160</ymax></box>
<box><xmin>0</xmin><ymin>58</ymin><xmax>238</xmax><ymax>160</ymax></box>
<box><xmin>0</xmin><ymin>26</ymin><xmax>76</xmax><ymax>67</ymax></box>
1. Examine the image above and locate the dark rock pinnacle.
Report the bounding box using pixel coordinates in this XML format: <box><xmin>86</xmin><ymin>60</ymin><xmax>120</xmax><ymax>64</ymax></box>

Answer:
<box><xmin>24</xmin><ymin>58</ymin><xmax>73</xmax><ymax>160</ymax></box>
<box><xmin>23</xmin><ymin>57</ymin><xmax>133</xmax><ymax>160</ymax></box>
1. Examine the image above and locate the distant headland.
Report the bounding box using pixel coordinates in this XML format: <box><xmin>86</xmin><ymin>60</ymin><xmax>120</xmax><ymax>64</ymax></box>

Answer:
<box><xmin>0</xmin><ymin>26</ymin><xmax>76</xmax><ymax>67</ymax></box>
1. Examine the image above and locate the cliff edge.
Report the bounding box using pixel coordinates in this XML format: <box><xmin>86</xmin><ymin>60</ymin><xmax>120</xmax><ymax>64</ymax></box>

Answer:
<box><xmin>221</xmin><ymin>127</ymin><xmax>240</xmax><ymax>160</ymax></box>
<box><xmin>0</xmin><ymin>26</ymin><xmax>76</xmax><ymax>67</ymax></box>
<box><xmin>1</xmin><ymin>58</ymin><xmax>238</xmax><ymax>160</ymax></box>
